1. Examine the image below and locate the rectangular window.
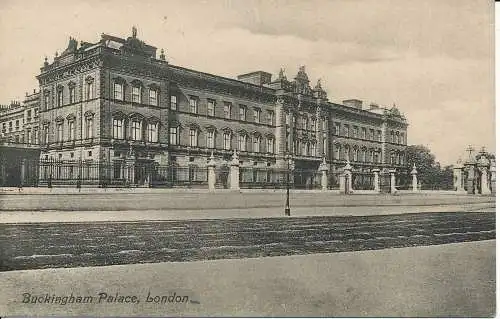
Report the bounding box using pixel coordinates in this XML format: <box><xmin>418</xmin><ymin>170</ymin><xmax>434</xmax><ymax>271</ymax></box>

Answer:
<box><xmin>169</xmin><ymin>127</ymin><xmax>178</xmax><ymax>145</ymax></box>
<box><xmin>344</xmin><ymin>124</ymin><xmax>349</xmax><ymax>137</ymax></box>
<box><xmin>311</xmin><ymin>118</ymin><xmax>316</xmax><ymax>131</ymax></box>
<box><xmin>207</xmin><ymin>99</ymin><xmax>215</xmax><ymax>117</ymax></box>
<box><xmin>86</xmin><ymin>81</ymin><xmax>94</xmax><ymax>100</ymax></box>
<box><xmin>69</xmin><ymin>87</ymin><xmax>76</xmax><ymax>104</ymax></box>
<box><xmin>34</xmin><ymin>129</ymin><xmax>38</xmax><ymax>144</ymax></box>
<box><xmin>303</xmin><ymin>142</ymin><xmax>308</xmax><ymax>156</ymax></box>
<box><xmin>253</xmin><ymin>108</ymin><xmax>261</xmax><ymax>123</ymax></box>
<box><xmin>85</xmin><ymin>118</ymin><xmax>93</xmax><ymax>139</ymax></box>
<box><xmin>113</xmin><ymin>119</ymin><xmax>124</xmax><ymax>139</ymax></box>
<box><xmin>285</xmin><ymin>113</ymin><xmax>290</xmax><ymax>125</ymax></box>
<box><xmin>44</xmin><ymin>94</ymin><xmax>50</xmax><ymax>109</ymax></box>
<box><xmin>131</xmin><ymin>120</ymin><xmax>141</xmax><ymax>140</ymax></box>
<box><xmin>223</xmin><ymin>102</ymin><xmax>231</xmax><ymax>119</ymax></box>
<box><xmin>267</xmin><ymin>110</ymin><xmax>274</xmax><ymax>125</ymax></box>
<box><xmin>400</xmin><ymin>133</ymin><xmax>405</xmax><ymax>144</ymax></box>
<box><xmin>353</xmin><ymin>126</ymin><xmax>358</xmax><ymax>138</ymax></box>
<box><xmin>377</xmin><ymin>130</ymin><xmax>382</xmax><ymax>142</ymax></box>
<box><xmin>207</xmin><ymin>130</ymin><xmax>215</xmax><ymax>148</ymax></box>
<box><xmin>170</xmin><ymin>95</ymin><xmax>177</xmax><ymax>110</ymax></box>
<box><xmin>239</xmin><ymin>105</ymin><xmax>246</xmax><ymax>121</ymax></box>
<box><xmin>322</xmin><ymin>119</ymin><xmax>327</xmax><ymax>131</ymax></box>
<box><xmin>223</xmin><ymin>132</ymin><xmax>231</xmax><ymax>150</ymax></box>
<box><xmin>302</xmin><ymin>117</ymin><xmax>308</xmax><ymax>130</ymax></box>
<box><xmin>266</xmin><ymin>138</ymin><xmax>274</xmax><ymax>153</ymax></box>
<box><xmin>253</xmin><ymin>136</ymin><xmax>260</xmax><ymax>152</ymax></box>
<box><xmin>238</xmin><ymin>134</ymin><xmax>246</xmax><ymax>151</ymax></box>
<box><xmin>56</xmin><ymin>123</ymin><xmax>63</xmax><ymax>142</ymax></box>
<box><xmin>114</xmin><ymin>83</ymin><xmax>123</xmax><ymax>100</ymax></box>
<box><xmin>369</xmin><ymin>129</ymin><xmax>375</xmax><ymax>140</ymax></box>
<box><xmin>57</xmin><ymin>90</ymin><xmax>63</xmax><ymax>107</ymax></box>
<box><xmin>311</xmin><ymin>142</ymin><xmax>316</xmax><ymax>157</ymax></box>
<box><xmin>15</xmin><ymin>120</ymin><xmax>19</xmax><ymax>131</ymax></box>
<box><xmin>334</xmin><ymin>122</ymin><xmax>340</xmax><ymax>135</ymax></box>
<box><xmin>147</xmin><ymin>123</ymin><xmax>158</xmax><ymax>142</ymax></box>
<box><xmin>132</xmin><ymin>86</ymin><xmax>141</xmax><ymax>103</ymax></box>
<box><xmin>189</xmin><ymin>97</ymin><xmax>198</xmax><ymax>114</ymax></box>
<box><xmin>68</xmin><ymin>121</ymin><xmax>75</xmax><ymax>140</ymax></box>
<box><xmin>361</xmin><ymin>127</ymin><xmax>367</xmax><ymax>139</ymax></box>
<box><xmin>189</xmin><ymin>128</ymin><xmax>198</xmax><ymax>147</ymax></box>
<box><xmin>149</xmin><ymin>89</ymin><xmax>158</xmax><ymax>106</ymax></box>
<box><xmin>27</xmin><ymin>110</ymin><xmax>32</xmax><ymax>122</ymax></box>
<box><xmin>43</xmin><ymin>126</ymin><xmax>49</xmax><ymax>144</ymax></box>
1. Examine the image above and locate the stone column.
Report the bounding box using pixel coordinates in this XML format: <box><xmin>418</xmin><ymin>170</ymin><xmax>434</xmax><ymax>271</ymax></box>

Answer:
<box><xmin>207</xmin><ymin>152</ymin><xmax>216</xmax><ymax>192</ymax></box>
<box><xmin>464</xmin><ymin>162</ymin><xmax>476</xmax><ymax>194</ymax></box>
<box><xmin>480</xmin><ymin>166</ymin><xmax>491</xmax><ymax>195</ymax></box>
<box><xmin>490</xmin><ymin>159</ymin><xmax>496</xmax><ymax>193</ymax></box>
<box><xmin>411</xmin><ymin>163</ymin><xmax>418</xmax><ymax>192</ymax></box>
<box><xmin>343</xmin><ymin>159</ymin><xmax>353</xmax><ymax>194</ymax></box>
<box><xmin>453</xmin><ymin>161</ymin><xmax>465</xmax><ymax>192</ymax></box>
<box><xmin>229</xmin><ymin>150</ymin><xmax>240</xmax><ymax>191</ymax></box>
<box><xmin>20</xmin><ymin>159</ymin><xmax>26</xmax><ymax>187</ymax></box>
<box><xmin>372</xmin><ymin>168</ymin><xmax>380</xmax><ymax>193</ymax></box>
<box><xmin>389</xmin><ymin>169</ymin><xmax>397</xmax><ymax>194</ymax></box>
<box><xmin>319</xmin><ymin>157</ymin><xmax>328</xmax><ymax>191</ymax></box>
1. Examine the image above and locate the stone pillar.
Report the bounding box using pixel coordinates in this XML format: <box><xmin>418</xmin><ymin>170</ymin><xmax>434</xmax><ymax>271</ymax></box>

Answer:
<box><xmin>125</xmin><ymin>159</ymin><xmax>135</xmax><ymax>185</ymax></box>
<box><xmin>389</xmin><ymin>169</ymin><xmax>397</xmax><ymax>194</ymax></box>
<box><xmin>479</xmin><ymin>166</ymin><xmax>491</xmax><ymax>195</ymax></box>
<box><xmin>319</xmin><ymin>157</ymin><xmax>328</xmax><ymax>191</ymax></box>
<box><xmin>229</xmin><ymin>150</ymin><xmax>240</xmax><ymax>191</ymax></box>
<box><xmin>411</xmin><ymin>163</ymin><xmax>418</xmax><ymax>192</ymax></box>
<box><xmin>372</xmin><ymin>168</ymin><xmax>380</xmax><ymax>193</ymax></box>
<box><xmin>491</xmin><ymin>159</ymin><xmax>496</xmax><ymax>193</ymax></box>
<box><xmin>19</xmin><ymin>159</ymin><xmax>26</xmax><ymax>187</ymax></box>
<box><xmin>207</xmin><ymin>152</ymin><xmax>216</xmax><ymax>192</ymax></box>
<box><xmin>453</xmin><ymin>160</ymin><xmax>465</xmax><ymax>192</ymax></box>
<box><xmin>464</xmin><ymin>163</ymin><xmax>476</xmax><ymax>194</ymax></box>
<box><xmin>343</xmin><ymin>159</ymin><xmax>353</xmax><ymax>194</ymax></box>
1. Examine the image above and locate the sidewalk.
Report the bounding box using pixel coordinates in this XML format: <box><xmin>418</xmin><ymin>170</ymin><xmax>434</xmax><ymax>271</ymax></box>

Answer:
<box><xmin>0</xmin><ymin>240</ymin><xmax>494</xmax><ymax>317</ymax></box>
<box><xmin>0</xmin><ymin>186</ymin><xmax>491</xmax><ymax>196</ymax></box>
<box><xmin>0</xmin><ymin>202</ymin><xmax>494</xmax><ymax>223</ymax></box>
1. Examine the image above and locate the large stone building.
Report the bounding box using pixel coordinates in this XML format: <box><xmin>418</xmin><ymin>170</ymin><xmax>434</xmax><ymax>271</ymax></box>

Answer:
<box><xmin>2</xmin><ymin>28</ymin><xmax>409</xmax><ymax>186</ymax></box>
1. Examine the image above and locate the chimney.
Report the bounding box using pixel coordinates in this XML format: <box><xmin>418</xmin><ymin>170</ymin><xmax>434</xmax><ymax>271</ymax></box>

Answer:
<box><xmin>369</xmin><ymin>102</ymin><xmax>379</xmax><ymax>110</ymax></box>
<box><xmin>343</xmin><ymin>99</ymin><xmax>363</xmax><ymax>109</ymax></box>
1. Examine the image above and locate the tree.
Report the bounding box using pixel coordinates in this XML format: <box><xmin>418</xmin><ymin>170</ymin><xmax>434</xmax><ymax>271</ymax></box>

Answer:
<box><xmin>406</xmin><ymin>145</ymin><xmax>453</xmax><ymax>190</ymax></box>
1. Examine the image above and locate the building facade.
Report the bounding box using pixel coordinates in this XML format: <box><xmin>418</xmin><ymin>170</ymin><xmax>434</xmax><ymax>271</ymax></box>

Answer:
<box><xmin>2</xmin><ymin>28</ymin><xmax>409</xmax><ymax>186</ymax></box>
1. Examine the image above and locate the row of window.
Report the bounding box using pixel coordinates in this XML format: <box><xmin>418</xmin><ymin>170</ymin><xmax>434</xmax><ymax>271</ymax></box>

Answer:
<box><xmin>333</xmin><ymin>123</ymin><xmax>384</xmax><ymax>142</ymax></box>
<box><xmin>112</xmin><ymin>118</ymin><xmax>158</xmax><ymax>142</ymax></box>
<box><xmin>113</xmin><ymin>82</ymin><xmax>159</xmax><ymax>106</ymax></box>
<box><xmin>169</xmin><ymin>127</ymin><xmax>275</xmax><ymax>153</ymax></box>
<box><xmin>3</xmin><ymin>130</ymin><xmax>39</xmax><ymax>144</ymax></box>
<box><xmin>285</xmin><ymin>113</ymin><xmax>328</xmax><ymax>132</ymax></box>
<box><xmin>1</xmin><ymin>119</ymin><xmax>22</xmax><ymax>133</ymax></box>
<box><xmin>174</xmin><ymin>96</ymin><xmax>275</xmax><ymax>125</ymax></box>
<box><xmin>45</xmin><ymin>79</ymin><xmax>96</xmax><ymax>109</ymax></box>
<box><xmin>333</xmin><ymin>145</ymin><xmax>383</xmax><ymax>163</ymax></box>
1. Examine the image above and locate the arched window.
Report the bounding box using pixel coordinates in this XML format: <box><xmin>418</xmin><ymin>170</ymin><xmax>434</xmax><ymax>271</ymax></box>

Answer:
<box><xmin>206</xmin><ymin>129</ymin><xmax>215</xmax><ymax>149</ymax></box>
<box><xmin>266</xmin><ymin>136</ymin><xmax>275</xmax><ymax>153</ymax></box>
<box><xmin>238</xmin><ymin>133</ymin><xmax>247</xmax><ymax>151</ymax></box>
<box><xmin>223</xmin><ymin>130</ymin><xmax>232</xmax><ymax>150</ymax></box>
<box><xmin>85</xmin><ymin>77</ymin><xmax>94</xmax><ymax>100</ymax></box>
<box><xmin>189</xmin><ymin>127</ymin><xmax>199</xmax><ymax>147</ymax></box>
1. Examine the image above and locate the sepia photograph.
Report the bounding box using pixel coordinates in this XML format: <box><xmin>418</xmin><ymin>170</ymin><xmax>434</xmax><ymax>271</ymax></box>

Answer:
<box><xmin>0</xmin><ymin>0</ymin><xmax>495</xmax><ymax>317</ymax></box>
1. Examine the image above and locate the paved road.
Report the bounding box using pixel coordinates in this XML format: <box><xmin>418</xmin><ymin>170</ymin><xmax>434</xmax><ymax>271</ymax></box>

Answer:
<box><xmin>0</xmin><ymin>212</ymin><xmax>494</xmax><ymax>272</ymax></box>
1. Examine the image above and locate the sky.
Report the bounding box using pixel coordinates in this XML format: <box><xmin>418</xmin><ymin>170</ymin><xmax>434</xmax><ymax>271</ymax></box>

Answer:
<box><xmin>0</xmin><ymin>0</ymin><xmax>495</xmax><ymax>165</ymax></box>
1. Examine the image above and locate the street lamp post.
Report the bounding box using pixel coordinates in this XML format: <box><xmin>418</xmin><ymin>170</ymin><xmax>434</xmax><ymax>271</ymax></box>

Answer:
<box><xmin>285</xmin><ymin>154</ymin><xmax>291</xmax><ymax>216</ymax></box>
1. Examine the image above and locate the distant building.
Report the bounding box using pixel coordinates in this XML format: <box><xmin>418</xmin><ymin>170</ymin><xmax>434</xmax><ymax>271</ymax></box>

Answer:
<box><xmin>1</xmin><ymin>28</ymin><xmax>409</xmax><ymax>186</ymax></box>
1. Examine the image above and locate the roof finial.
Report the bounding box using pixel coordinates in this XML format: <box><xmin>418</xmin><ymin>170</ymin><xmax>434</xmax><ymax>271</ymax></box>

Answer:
<box><xmin>132</xmin><ymin>26</ymin><xmax>137</xmax><ymax>38</ymax></box>
<box><xmin>160</xmin><ymin>48</ymin><xmax>166</xmax><ymax>61</ymax></box>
